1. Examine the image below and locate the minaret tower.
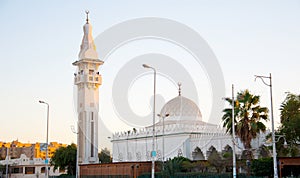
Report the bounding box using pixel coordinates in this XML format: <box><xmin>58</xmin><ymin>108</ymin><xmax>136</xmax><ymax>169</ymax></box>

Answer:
<box><xmin>73</xmin><ymin>11</ymin><xmax>103</xmax><ymax>164</ymax></box>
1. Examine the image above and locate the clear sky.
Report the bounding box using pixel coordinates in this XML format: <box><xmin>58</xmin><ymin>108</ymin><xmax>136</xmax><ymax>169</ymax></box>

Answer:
<box><xmin>0</xmin><ymin>0</ymin><xmax>299</xmax><ymax>150</ymax></box>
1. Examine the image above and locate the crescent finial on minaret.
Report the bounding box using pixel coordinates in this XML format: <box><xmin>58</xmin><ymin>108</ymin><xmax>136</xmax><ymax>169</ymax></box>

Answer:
<box><xmin>85</xmin><ymin>10</ymin><xmax>90</xmax><ymax>23</ymax></box>
<box><xmin>178</xmin><ymin>82</ymin><xmax>182</xmax><ymax>96</ymax></box>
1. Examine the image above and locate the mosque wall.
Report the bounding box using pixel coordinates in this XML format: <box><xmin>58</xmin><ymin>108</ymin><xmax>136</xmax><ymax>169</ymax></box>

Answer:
<box><xmin>112</xmin><ymin>129</ymin><xmax>269</xmax><ymax>162</ymax></box>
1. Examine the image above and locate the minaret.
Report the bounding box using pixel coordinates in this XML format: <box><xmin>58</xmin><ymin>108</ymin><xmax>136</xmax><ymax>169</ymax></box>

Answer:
<box><xmin>72</xmin><ymin>11</ymin><xmax>103</xmax><ymax>164</ymax></box>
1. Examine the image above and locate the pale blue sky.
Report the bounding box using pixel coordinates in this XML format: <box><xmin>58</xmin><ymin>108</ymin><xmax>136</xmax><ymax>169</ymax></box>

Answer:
<box><xmin>0</xmin><ymin>1</ymin><xmax>299</xmax><ymax>149</ymax></box>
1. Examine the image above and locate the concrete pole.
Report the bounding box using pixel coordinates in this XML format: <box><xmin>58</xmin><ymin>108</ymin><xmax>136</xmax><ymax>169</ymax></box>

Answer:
<box><xmin>142</xmin><ymin>64</ymin><xmax>157</xmax><ymax>178</ymax></box>
<box><xmin>232</xmin><ymin>84</ymin><xmax>237</xmax><ymax>178</ymax></box>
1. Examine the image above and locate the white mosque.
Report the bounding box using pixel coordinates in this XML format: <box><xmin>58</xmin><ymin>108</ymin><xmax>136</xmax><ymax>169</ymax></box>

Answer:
<box><xmin>111</xmin><ymin>84</ymin><xmax>268</xmax><ymax>162</ymax></box>
<box><xmin>72</xmin><ymin>12</ymin><xmax>268</xmax><ymax>164</ymax></box>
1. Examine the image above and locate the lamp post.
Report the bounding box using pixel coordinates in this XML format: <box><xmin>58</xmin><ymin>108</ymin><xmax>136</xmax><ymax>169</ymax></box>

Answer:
<box><xmin>157</xmin><ymin>113</ymin><xmax>169</xmax><ymax>162</ymax></box>
<box><xmin>142</xmin><ymin>64</ymin><xmax>156</xmax><ymax>178</ymax></box>
<box><xmin>223</xmin><ymin>85</ymin><xmax>237</xmax><ymax>178</ymax></box>
<box><xmin>39</xmin><ymin>100</ymin><xmax>49</xmax><ymax>178</ymax></box>
<box><xmin>231</xmin><ymin>84</ymin><xmax>237</xmax><ymax>178</ymax></box>
<box><xmin>255</xmin><ymin>73</ymin><xmax>278</xmax><ymax>178</ymax></box>
<box><xmin>274</xmin><ymin>135</ymin><xmax>287</xmax><ymax>178</ymax></box>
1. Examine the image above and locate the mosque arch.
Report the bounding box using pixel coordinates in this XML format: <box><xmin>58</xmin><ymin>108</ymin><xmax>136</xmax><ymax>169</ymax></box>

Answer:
<box><xmin>222</xmin><ymin>144</ymin><xmax>233</xmax><ymax>158</ymax></box>
<box><xmin>223</xmin><ymin>145</ymin><xmax>233</xmax><ymax>153</ymax></box>
<box><xmin>127</xmin><ymin>152</ymin><xmax>132</xmax><ymax>161</ymax></box>
<box><xmin>118</xmin><ymin>153</ymin><xmax>123</xmax><ymax>161</ymax></box>
<box><xmin>192</xmin><ymin>147</ymin><xmax>205</xmax><ymax>160</ymax></box>
<box><xmin>208</xmin><ymin>145</ymin><xmax>217</xmax><ymax>151</ymax></box>
<box><xmin>146</xmin><ymin>151</ymin><xmax>151</xmax><ymax>161</ymax></box>
<box><xmin>206</xmin><ymin>146</ymin><xmax>217</xmax><ymax>158</ymax></box>
<box><xmin>136</xmin><ymin>152</ymin><xmax>141</xmax><ymax>161</ymax></box>
<box><xmin>207</xmin><ymin>145</ymin><xmax>222</xmax><ymax>168</ymax></box>
<box><xmin>157</xmin><ymin>150</ymin><xmax>162</xmax><ymax>161</ymax></box>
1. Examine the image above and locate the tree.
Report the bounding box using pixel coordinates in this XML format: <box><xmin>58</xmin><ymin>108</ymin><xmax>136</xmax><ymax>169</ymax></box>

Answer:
<box><xmin>50</xmin><ymin>143</ymin><xmax>77</xmax><ymax>175</ymax></box>
<box><xmin>190</xmin><ymin>161</ymin><xmax>209</xmax><ymax>173</ymax></box>
<box><xmin>222</xmin><ymin>147</ymin><xmax>233</xmax><ymax>172</ymax></box>
<box><xmin>257</xmin><ymin>145</ymin><xmax>271</xmax><ymax>158</ymax></box>
<box><xmin>278</xmin><ymin>93</ymin><xmax>300</xmax><ymax>156</ymax></box>
<box><xmin>162</xmin><ymin>156</ymin><xmax>190</xmax><ymax>176</ymax></box>
<box><xmin>222</xmin><ymin>89</ymin><xmax>268</xmax><ymax>160</ymax></box>
<box><xmin>207</xmin><ymin>147</ymin><xmax>224</xmax><ymax>173</ymax></box>
<box><xmin>0</xmin><ymin>165</ymin><xmax>5</xmax><ymax>175</ymax></box>
<box><xmin>98</xmin><ymin>148</ymin><xmax>112</xmax><ymax>163</ymax></box>
<box><xmin>251</xmin><ymin>157</ymin><xmax>273</xmax><ymax>177</ymax></box>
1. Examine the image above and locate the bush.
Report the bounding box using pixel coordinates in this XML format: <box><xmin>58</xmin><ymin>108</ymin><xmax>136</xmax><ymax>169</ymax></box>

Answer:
<box><xmin>251</xmin><ymin>157</ymin><xmax>273</xmax><ymax>177</ymax></box>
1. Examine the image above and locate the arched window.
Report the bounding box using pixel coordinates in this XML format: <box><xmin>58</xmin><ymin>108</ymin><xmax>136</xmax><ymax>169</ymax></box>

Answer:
<box><xmin>157</xmin><ymin>150</ymin><xmax>161</xmax><ymax>161</ymax></box>
<box><xmin>206</xmin><ymin>146</ymin><xmax>217</xmax><ymax>158</ymax></box>
<box><xmin>127</xmin><ymin>152</ymin><xmax>132</xmax><ymax>161</ymax></box>
<box><xmin>118</xmin><ymin>153</ymin><xmax>123</xmax><ymax>161</ymax></box>
<box><xmin>41</xmin><ymin>167</ymin><xmax>45</xmax><ymax>173</ymax></box>
<box><xmin>192</xmin><ymin>147</ymin><xmax>205</xmax><ymax>160</ymax></box>
<box><xmin>146</xmin><ymin>151</ymin><xmax>151</xmax><ymax>161</ymax></box>
<box><xmin>136</xmin><ymin>152</ymin><xmax>141</xmax><ymax>161</ymax></box>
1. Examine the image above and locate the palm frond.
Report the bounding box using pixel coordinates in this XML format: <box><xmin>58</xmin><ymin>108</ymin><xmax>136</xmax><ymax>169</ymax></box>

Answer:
<box><xmin>222</xmin><ymin>89</ymin><xmax>268</xmax><ymax>151</ymax></box>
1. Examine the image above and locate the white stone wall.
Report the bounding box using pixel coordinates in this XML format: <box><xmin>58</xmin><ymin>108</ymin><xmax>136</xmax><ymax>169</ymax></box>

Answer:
<box><xmin>112</xmin><ymin>122</ymin><xmax>269</xmax><ymax>162</ymax></box>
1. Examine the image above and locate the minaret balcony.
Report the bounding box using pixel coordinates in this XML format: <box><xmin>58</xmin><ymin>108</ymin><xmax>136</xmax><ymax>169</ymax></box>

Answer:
<box><xmin>74</xmin><ymin>74</ymin><xmax>102</xmax><ymax>85</ymax></box>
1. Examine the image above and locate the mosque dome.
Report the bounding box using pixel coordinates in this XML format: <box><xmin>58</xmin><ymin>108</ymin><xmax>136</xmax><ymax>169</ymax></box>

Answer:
<box><xmin>160</xmin><ymin>83</ymin><xmax>202</xmax><ymax>121</ymax></box>
<box><xmin>160</xmin><ymin>95</ymin><xmax>202</xmax><ymax>121</ymax></box>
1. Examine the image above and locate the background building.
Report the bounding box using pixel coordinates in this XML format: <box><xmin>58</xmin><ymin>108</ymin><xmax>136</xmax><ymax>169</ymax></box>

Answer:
<box><xmin>0</xmin><ymin>154</ymin><xmax>66</xmax><ymax>177</ymax></box>
<box><xmin>0</xmin><ymin>140</ymin><xmax>67</xmax><ymax>160</ymax></box>
<box><xmin>0</xmin><ymin>141</ymin><xmax>67</xmax><ymax>177</ymax></box>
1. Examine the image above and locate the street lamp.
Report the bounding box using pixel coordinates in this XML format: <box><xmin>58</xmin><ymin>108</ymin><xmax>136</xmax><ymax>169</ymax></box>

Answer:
<box><xmin>255</xmin><ymin>73</ymin><xmax>278</xmax><ymax>178</ymax></box>
<box><xmin>277</xmin><ymin>136</ymin><xmax>288</xmax><ymax>148</ymax></box>
<box><xmin>264</xmin><ymin>135</ymin><xmax>287</xmax><ymax>148</ymax></box>
<box><xmin>39</xmin><ymin>100</ymin><xmax>49</xmax><ymax>178</ymax></box>
<box><xmin>231</xmin><ymin>84</ymin><xmax>237</xmax><ymax>178</ymax></box>
<box><xmin>157</xmin><ymin>113</ymin><xmax>169</xmax><ymax>162</ymax></box>
<box><xmin>223</xmin><ymin>85</ymin><xmax>237</xmax><ymax>178</ymax></box>
<box><xmin>142</xmin><ymin>64</ymin><xmax>156</xmax><ymax>178</ymax></box>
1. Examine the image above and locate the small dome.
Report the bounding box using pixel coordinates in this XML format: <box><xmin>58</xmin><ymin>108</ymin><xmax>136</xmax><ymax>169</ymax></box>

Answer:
<box><xmin>160</xmin><ymin>95</ymin><xmax>202</xmax><ymax>121</ymax></box>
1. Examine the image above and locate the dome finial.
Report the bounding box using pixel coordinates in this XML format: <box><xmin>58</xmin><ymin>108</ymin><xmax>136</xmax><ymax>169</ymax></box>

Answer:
<box><xmin>85</xmin><ymin>10</ymin><xmax>90</xmax><ymax>23</ymax></box>
<box><xmin>178</xmin><ymin>82</ymin><xmax>182</xmax><ymax>96</ymax></box>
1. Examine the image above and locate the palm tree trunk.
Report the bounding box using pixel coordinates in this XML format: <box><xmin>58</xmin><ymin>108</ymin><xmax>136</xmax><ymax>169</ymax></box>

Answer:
<box><xmin>245</xmin><ymin>144</ymin><xmax>252</xmax><ymax>176</ymax></box>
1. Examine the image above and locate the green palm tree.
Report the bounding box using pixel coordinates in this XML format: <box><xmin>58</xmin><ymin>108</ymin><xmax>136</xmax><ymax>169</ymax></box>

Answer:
<box><xmin>222</xmin><ymin>89</ymin><xmax>269</xmax><ymax>160</ymax></box>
